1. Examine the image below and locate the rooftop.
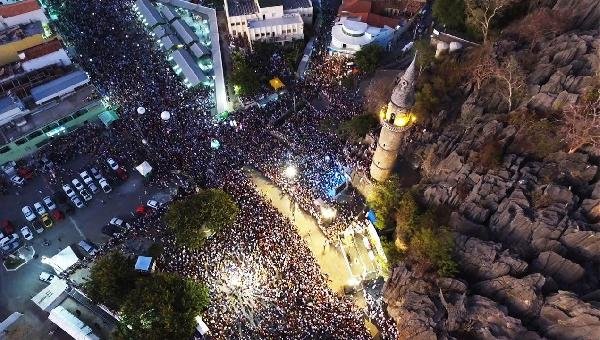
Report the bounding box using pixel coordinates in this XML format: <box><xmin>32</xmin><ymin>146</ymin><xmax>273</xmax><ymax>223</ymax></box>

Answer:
<box><xmin>0</xmin><ymin>21</ymin><xmax>43</xmax><ymax>45</ymax></box>
<box><xmin>18</xmin><ymin>38</ymin><xmax>63</xmax><ymax>61</ymax></box>
<box><xmin>247</xmin><ymin>13</ymin><xmax>303</xmax><ymax>28</ymax></box>
<box><xmin>30</xmin><ymin>70</ymin><xmax>89</xmax><ymax>103</ymax></box>
<box><xmin>282</xmin><ymin>0</ymin><xmax>312</xmax><ymax>9</ymax></box>
<box><xmin>0</xmin><ymin>95</ymin><xmax>18</xmax><ymax>113</ymax></box>
<box><xmin>1</xmin><ymin>84</ymin><xmax>96</xmax><ymax>143</ymax></box>
<box><xmin>171</xmin><ymin>49</ymin><xmax>207</xmax><ymax>86</ymax></box>
<box><xmin>226</xmin><ymin>0</ymin><xmax>258</xmax><ymax>17</ymax></box>
<box><xmin>0</xmin><ymin>0</ymin><xmax>40</xmax><ymax>18</ymax></box>
<box><xmin>171</xmin><ymin>18</ymin><xmax>199</xmax><ymax>44</ymax></box>
<box><xmin>257</xmin><ymin>0</ymin><xmax>281</xmax><ymax>8</ymax></box>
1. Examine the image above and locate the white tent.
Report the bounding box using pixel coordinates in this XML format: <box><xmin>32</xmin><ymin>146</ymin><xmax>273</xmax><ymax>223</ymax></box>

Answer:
<box><xmin>43</xmin><ymin>246</ymin><xmax>79</xmax><ymax>274</ymax></box>
<box><xmin>195</xmin><ymin>315</ymin><xmax>210</xmax><ymax>335</ymax></box>
<box><xmin>48</xmin><ymin>306</ymin><xmax>100</xmax><ymax>340</ymax></box>
<box><xmin>0</xmin><ymin>312</ymin><xmax>23</xmax><ymax>334</ymax></box>
<box><xmin>136</xmin><ymin>161</ymin><xmax>153</xmax><ymax>177</ymax></box>
<box><xmin>31</xmin><ymin>278</ymin><xmax>68</xmax><ymax>311</ymax></box>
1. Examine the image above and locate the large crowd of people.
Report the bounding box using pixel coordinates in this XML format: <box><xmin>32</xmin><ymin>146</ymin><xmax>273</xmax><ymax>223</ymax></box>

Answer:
<box><xmin>39</xmin><ymin>0</ymin><xmax>395</xmax><ymax>337</ymax></box>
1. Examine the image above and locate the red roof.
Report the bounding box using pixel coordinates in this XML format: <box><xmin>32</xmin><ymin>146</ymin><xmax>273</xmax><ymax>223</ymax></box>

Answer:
<box><xmin>0</xmin><ymin>0</ymin><xmax>41</xmax><ymax>18</ymax></box>
<box><xmin>18</xmin><ymin>38</ymin><xmax>63</xmax><ymax>60</ymax></box>
<box><xmin>339</xmin><ymin>0</ymin><xmax>372</xmax><ymax>15</ymax></box>
<box><xmin>339</xmin><ymin>0</ymin><xmax>403</xmax><ymax>28</ymax></box>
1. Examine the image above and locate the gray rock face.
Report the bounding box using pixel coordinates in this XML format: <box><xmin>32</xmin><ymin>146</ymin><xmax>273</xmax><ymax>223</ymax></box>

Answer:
<box><xmin>455</xmin><ymin>235</ymin><xmax>528</xmax><ymax>280</ymax></box>
<box><xmin>474</xmin><ymin>274</ymin><xmax>546</xmax><ymax>319</ymax></box>
<box><xmin>560</xmin><ymin>230</ymin><xmax>600</xmax><ymax>262</ymax></box>
<box><xmin>531</xmin><ymin>251</ymin><xmax>585</xmax><ymax>285</ymax></box>
<box><xmin>535</xmin><ymin>291</ymin><xmax>600</xmax><ymax>339</ymax></box>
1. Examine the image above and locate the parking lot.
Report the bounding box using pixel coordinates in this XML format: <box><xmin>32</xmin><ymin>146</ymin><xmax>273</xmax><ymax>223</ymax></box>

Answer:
<box><xmin>0</xmin><ymin>155</ymin><xmax>169</xmax><ymax>337</ymax></box>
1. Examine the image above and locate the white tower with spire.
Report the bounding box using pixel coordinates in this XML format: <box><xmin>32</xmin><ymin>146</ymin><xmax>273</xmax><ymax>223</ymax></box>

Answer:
<box><xmin>370</xmin><ymin>55</ymin><xmax>418</xmax><ymax>182</ymax></box>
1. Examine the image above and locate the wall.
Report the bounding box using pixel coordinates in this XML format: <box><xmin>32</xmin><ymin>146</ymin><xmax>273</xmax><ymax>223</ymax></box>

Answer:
<box><xmin>0</xmin><ymin>33</ymin><xmax>45</xmax><ymax>65</ymax></box>
<box><xmin>0</xmin><ymin>9</ymin><xmax>47</xmax><ymax>28</ymax></box>
<box><xmin>22</xmin><ymin>49</ymin><xmax>71</xmax><ymax>72</ymax></box>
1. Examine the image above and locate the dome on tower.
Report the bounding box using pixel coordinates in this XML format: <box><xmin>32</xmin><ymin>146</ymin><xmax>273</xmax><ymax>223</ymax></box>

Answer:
<box><xmin>389</xmin><ymin>54</ymin><xmax>418</xmax><ymax>113</ymax></box>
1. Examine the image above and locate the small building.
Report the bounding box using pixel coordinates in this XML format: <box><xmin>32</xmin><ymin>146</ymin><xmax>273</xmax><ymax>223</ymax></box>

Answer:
<box><xmin>48</xmin><ymin>306</ymin><xmax>100</xmax><ymax>340</ymax></box>
<box><xmin>0</xmin><ymin>21</ymin><xmax>46</xmax><ymax>65</ymax></box>
<box><xmin>171</xmin><ymin>48</ymin><xmax>208</xmax><ymax>87</ymax></box>
<box><xmin>135</xmin><ymin>256</ymin><xmax>155</xmax><ymax>273</ymax></box>
<box><xmin>225</xmin><ymin>0</ymin><xmax>311</xmax><ymax>45</ymax></box>
<box><xmin>18</xmin><ymin>38</ymin><xmax>72</xmax><ymax>72</ymax></box>
<box><xmin>134</xmin><ymin>0</ymin><xmax>166</xmax><ymax>28</ymax></box>
<box><xmin>0</xmin><ymin>0</ymin><xmax>47</xmax><ymax>29</ymax></box>
<box><xmin>30</xmin><ymin>70</ymin><xmax>90</xmax><ymax>105</ymax></box>
<box><xmin>329</xmin><ymin>16</ymin><xmax>396</xmax><ymax>55</ymax></box>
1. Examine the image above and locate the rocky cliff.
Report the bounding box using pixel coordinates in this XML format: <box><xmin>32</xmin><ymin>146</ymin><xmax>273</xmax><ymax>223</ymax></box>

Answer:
<box><xmin>381</xmin><ymin>19</ymin><xmax>600</xmax><ymax>340</ymax></box>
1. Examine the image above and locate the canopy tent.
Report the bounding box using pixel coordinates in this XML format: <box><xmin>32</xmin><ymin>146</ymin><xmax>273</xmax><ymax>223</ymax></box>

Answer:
<box><xmin>195</xmin><ymin>315</ymin><xmax>210</xmax><ymax>335</ymax></box>
<box><xmin>31</xmin><ymin>278</ymin><xmax>68</xmax><ymax>311</ymax></box>
<box><xmin>48</xmin><ymin>306</ymin><xmax>100</xmax><ymax>340</ymax></box>
<box><xmin>269</xmin><ymin>77</ymin><xmax>285</xmax><ymax>91</ymax></box>
<box><xmin>135</xmin><ymin>256</ymin><xmax>154</xmax><ymax>272</ymax></box>
<box><xmin>135</xmin><ymin>161</ymin><xmax>153</xmax><ymax>177</ymax></box>
<box><xmin>42</xmin><ymin>246</ymin><xmax>79</xmax><ymax>274</ymax></box>
<box><xmin>98</xmin><ymin>110</ymin><xmax>119</xmax><ymax>127</ymax></box>
<box><xmin>0</xmin><ymin>312</ymin><xmax>23</xmax><ymax>334</ymax></box>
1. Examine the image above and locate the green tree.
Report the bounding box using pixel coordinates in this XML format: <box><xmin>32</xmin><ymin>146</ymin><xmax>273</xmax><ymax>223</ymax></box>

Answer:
<box><xmin>355</xmin><ymin>44</ymin><xmax>383</xmax><ymax>74</ymax></box>
<box><xmin>433</xmin><ymin>0</ymin><xmax>466</xmax><ymax>30</ymax></box>
<box><xmin>164</xmin><ymin>189</ymin><xmax>239</xmax><ymax>249</ymax></box>
<box><xmin>231</xmin><ymin>52</ymin><xmax>261</xmax><ymax>97</ymax></box>
<box><xmin>414</xmin><ymin>40</ymin><xmax>436</xmax><ymax>70</ymax></box>
<box><xmin>394</xmin><ymin>191</ymin><xmax>421</xmax><ymax>241</ymax></box>
<box><xmin>337</xmin><ymin>114</ymin><xmax>378</xmax><ymax>140</ymax></box>
<box><xmin>84</xmin><ymin>252</ymin><xmax>138</xmax><ymax>310</ymax></box>
<box><xmin>410</xmin><ymin>227</ymin><xmax>458</xmax><ymax>277</ymax></box>
<box><xmin>367</xmin><ymin>176</ymin><xmax>401</xmax><ymax>230</ymax></box>
<box><xmin>115</xmin><ymin>272</ymin><xmax>210</xmax><ymax>340</ymax></box>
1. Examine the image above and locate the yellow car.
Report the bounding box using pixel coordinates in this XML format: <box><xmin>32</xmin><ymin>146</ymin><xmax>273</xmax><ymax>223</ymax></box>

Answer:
<box><xmin>41</xmin><ymin>214</ymin><xmax>53</xmax><ymax>228</ymax></box>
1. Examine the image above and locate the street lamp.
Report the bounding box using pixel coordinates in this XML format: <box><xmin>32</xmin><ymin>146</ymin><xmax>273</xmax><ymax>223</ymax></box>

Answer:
<box><xmin>160</xmin><ymin>111</ymin><xmax>171</xmax><ymax>121</ymax></box>
<box><xmin>137</xmin><ymin>106</ymin><xmax>146</xmax><ymax>115</ymax></box>
<box><xmin>321</xmin><ymin>206</ymin><xmax>337</xmax><ymax>220</ymax></box>
<box><xmin>284</xmin><ymin>165</ymin><xmax>297</xmax><ymax>179</ymax></box>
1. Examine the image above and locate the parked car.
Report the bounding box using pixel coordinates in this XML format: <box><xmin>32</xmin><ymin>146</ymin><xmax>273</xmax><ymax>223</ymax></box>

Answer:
<box><xmin>22</xmin><ymin>206</ymin><xmax>36</xmax><ymax>221</ymax></box>
<box><xmin>32</xmin><ymin>220</ymin><xmax>44</xmax><ymax>234</ymax></box>
<box><xmin>62</xmin><ymin>184</ymin><xmax>76</xmax><ymax>198</ymax></box>
<box><xmin>72</xmin><ymin>178</ymin><xmax>84</xmax><ymax>191</ymax></box>
<box><xmin>41</xmin><ymin>214</ymin><xmax>53</xmax><ymax>228</ymax></box>
<box><xmin>43</xmin><ymin>196</ymin><xmax>56</xmax><ymax>211</ymax></box>
<box><xmin>71</xmin><ymin>196</ymin><xmax>84</xmax><ymax>209</ymax></box>
<box><xmin>39</xmin><ymin>272</ymin><xmax>56</xmax><ymax>283</ymax></box>
<box><xmin>20</xmin><ymin>226</ymin><xmax>33</xmax><ymax>240</ymax></box>
<box><xmin>99</xmin><ymin>178</ymin><xmax>112</xmax><ymax>193</ymax></box>
<box><xmin>10</xmin><ymin>175</ymin><xmax>24</xmax><ymax>186</ymax></box>
<box><xmin>0</xmin><ymin>233</ymin><xmax>19</xmax><ymax>252</ymax></box>
<box><xmin>147</xmin><ymin>200</ymin><xmax>162</xmax><ymax>209</ymax></box>
<box><xmin>80</xmin><ymin>171</ymin><xmax>93</xmax><ymax>185</ymax></box>
<box><xmin>88</xmin><ymin>182</ymin><xmax>99</xmax><ymax>194</ymax></box>
<box><xmin>51</xmin><ymin>210</ymin><xmax>64</xmax><ymax>221</ymax></box>
<box><xmin>109</xmin><ymin>217</ymin><xmax>124</xmax><ymax>227</ymax></box>
<box><xmin>1</xmin><ymin>220</ymin><xmax>14</xmax><ymax>234</ymax></box>
<box><xmin>78</xmin><ymin>240</ymin><xmax>98</xmax><ymax>256</ymax></box>
<box><xmin>80</xmin><ymin>189</ymin><xmax>92</xmax><ymax>201</ymax></box>
<box><xmin>90</xmin><ymin>167</ymin><xmax>102</xmax><ymax>180</ymax></box>
<box><xmin>116</xmin><ymin>167</ymin><xmax>128</xmax><ymax>181</ymax></box>
<box><xmin>33</xmin><ymin>202</ymin><xmax>46</xmax><ymax>215</ymax></box>
<box><xmin>107</xmin><ymin>158</ymin><xmax>119</xmax><ymax>170</ymax></box>
<box><xmin>102</xmin><ymin>224</ymin><xmax>123</xmax><ymax>237</ymax></box>
<box><xmin>17</xmin><ymin>167</ymin><xmax>33</xmax><ymax>180</ymax></box>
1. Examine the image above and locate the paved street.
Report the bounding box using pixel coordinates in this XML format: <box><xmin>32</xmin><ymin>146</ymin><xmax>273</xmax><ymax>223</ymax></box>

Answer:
<box><xmin>0</xmin><ymin>156</ymin><xmax>168</xmax><ymax>339</ymax></box>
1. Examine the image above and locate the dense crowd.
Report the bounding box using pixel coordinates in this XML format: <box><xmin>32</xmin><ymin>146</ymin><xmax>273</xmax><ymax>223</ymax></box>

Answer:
<box><xmin>40</xmin><ymin>0</ymin><xmax>393</xmax><ymax>337</ymax></box>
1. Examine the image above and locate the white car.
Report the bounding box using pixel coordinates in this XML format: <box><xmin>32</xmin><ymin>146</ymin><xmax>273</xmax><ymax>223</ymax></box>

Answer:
<box><xmin>99</xmin><ymin>178</ymin><xmax>112</xmax><ymax>193</ymax></box>
<box><xmin>80</xmin><ymin>171</ymin><xmax>93</xmax><ymax>185</ymax></box>
<box><xmin>78</xmin><ymin>240</ymin><xmax>98</xmax><ymax>256</ymax></box>
<box><xmin>22</xmin><ymin>206</ymin><xmax>36</xmax><ymax>221</ymax></box>
<box><xmin>88</xmin><ymin>182</ymin><xmax>99</xmax><ymax>193</ymax></box>
<box><xmin>10</xmin><ymin>175</ymin><xmax>24</xmax><ymax>186</ymax></box>
<box><xmin>109</xmin><ymin>217</ymin><xmax>124</xmax><ymax>227</ymax></box>
<box><xmin>43</xmin><ymin>196</ymin><xmax>56</xmax><ymax>211</ymax></box>
<box><xmin>0</xmin><ymin>233</ymin><xmax>19</xmax><ymax>251</ymax></box>
<box><xmin>33</xmin><ymin>202</ymin><xmax>46</xmax><ymax>215</ymax></box>
<box><xmin>71</xmin><ymin>196</ymin><xmax>84</xmax><ymax>208</ymax></box>
<box><xmin>80</xmin><ymin>189</ymin><xmax>92</xmax><ymax>201</ymax></box>
<box><xmin>72</xmin><ymin>178</ymin><xmax>84</xmax><ymax>191</ymax></box>
<box><xmin>107</xmin><ymin>158</ymin><xmax>119</xmax><ymax>170</ymax></box>
<box><xmin>62</xmin><ymin>184</ymin><xmax>76</xmax><ymax>198</ymax></box>
<box><xmin>147</xmin><ymin>200</ymin><xmax>161</xmax><ymax>209</ymax></box>
<box><xmin>90</xmin><ymin>167</ymin><xmax>102</xmax><ymax>180</ymax></box>
<box><xmin>32</xmin><ymin>221</ymin><xmax>44</xmax><ymax>234</ymax></box>
<box><xmin>20</xmin><ymin>226</ymin><xmax>33</xmax><ymax>240</ymax></box>
<box><xmin>39</xmin><ymin>272</ymin><xmax>56</xmax><ymax>283</ymax></box>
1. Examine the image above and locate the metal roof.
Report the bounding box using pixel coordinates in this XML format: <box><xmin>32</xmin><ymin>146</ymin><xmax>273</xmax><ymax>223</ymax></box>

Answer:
<box><xmin>30</xmin><ymin>70</ymin><xmax>89</xmax><ymax>103</ymax></box>
<box><xmin>152</xmin><ymin>25</ymin><xmax>172</xmax><ymax>38</ymax></box>
<box><xmin>160</xmin><ymin>4</ymin><xmax>180</xmax><ymax>22</ymax></box>
<box><xmin>0</xmin><ymin>96</ymin><xmax>17</xmax><ymax>114</ymax></box>
<box><xmin>171</xmin><ymin>49</ymin><xmax>207</xmax><ymax>86</ymax></box>
<box><xmin>226</xmin><ymin>0</ymin><xmax>258</xmax><ymax>16</ymax></box>
<box><xmin>160</xmin><ymin>34</ymin><xmax>181</xmax><ymax>50</ymax></box>
<box><xmin>171</xmin><ymin>19</ymin><xmax>198</xmax><ymax>45</ymax></box>
<box><xmin>135</xmin><ymin>0</ymin><xmax>165</xmax><ymax>27</ymax></box>
<box><xmin>189</xmin><ymin>42</ymin><xmax>209</xmax><ymax>58</ymax></box>
<box><xmin>282</xmin><ymin>0</ymin><xmax>312</xmax><ymax>9</ymax></box>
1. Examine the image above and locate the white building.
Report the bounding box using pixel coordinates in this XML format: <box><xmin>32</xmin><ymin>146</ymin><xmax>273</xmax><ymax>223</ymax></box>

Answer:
<box><xmin>0</xmin><ymin>0</ymin><xmax>47</xmax><ymax>29</ymax></box>
<box><xmin>18</xmin><ymin>38</ymin><xmax>72</xmax><ymax>72</ymax></box>
<box><xmin>225</xmin><ymin>0</ymin><xmax>312</xmax><ymax>44</ymax></box>
<box><xmin>329</xmin><ymin>16</ymin><xmax>396</xmax><ymax>55</ymax></box>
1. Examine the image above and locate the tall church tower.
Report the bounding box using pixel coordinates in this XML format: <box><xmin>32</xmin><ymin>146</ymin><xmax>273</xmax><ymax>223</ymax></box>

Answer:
<box><xmin>370</xmin><ymin>55</ymin><xmax>418</xmax><ymax>182</ymax></box>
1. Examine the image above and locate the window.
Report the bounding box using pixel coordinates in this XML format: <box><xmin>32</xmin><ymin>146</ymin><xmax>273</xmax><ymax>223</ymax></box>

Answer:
<box><xmin>231</xmin><ymin>23</ymin><xmax>235</xmax><ymax>27</ymax></box>
<box><xmin>58</xmin><ymin>116</ymin><xmax>74</xmax><ymax>125</ymax></box>
<box><xmin>14</xmin><ymin>138</ymin><xmax>27</xmax><ymax>145</ymax></box>
<box><xmin>42</xmin><ymin>123</ymin><xmax>60</xmax><ymax>133</ymax></box>
<box><xmin>255</xmin><ymin>33</ymin><xmax>259</xmax><ymax>38</ymax></box>
<box><xmin>73</xmin><ymin>109</ymin><xmax>87</xmax><ymax>118</ymax></box>
<box><xmin>27</xmin><ymin>130</ymin><xmax>43</xmax><ymax>139</ymax></box>
<box><xmin>0</xmin><ymin>145</ymin><xmax>10</xmax><ymax>154</ymax></box>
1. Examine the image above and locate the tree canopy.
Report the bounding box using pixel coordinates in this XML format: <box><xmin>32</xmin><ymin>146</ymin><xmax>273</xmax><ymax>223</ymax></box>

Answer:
<box><xmin>84</xmin><ymin>251</ymin><xmax>139</xmax><ymax>310</ymax></box>
<box><xmin>367</xmin><ymin>176</ymin><xmax>402</xmax><ymax>230</ymax></box>
<box><xmin>433</xmin><ymin>0</ymin><xmax>466</xmax><ymax>30</ymax></box>
<box><xmin>338</xmin><ymin>113</ymin><xmax>378</xmax><ymax>140</ymax></box>
<box><xmin>164</xmin><ymin>189</ymin><xmax>239</xmax><ymax>249</ymax></box>
<box><xmin>231</xmin><ymin>51</ymin><xmax>261</xmax><ymax>97</ymax></box>
<box><xmin>115</xmin><ymin>272</ymin><xmax>210</xmax><ymax>340</ymax></box>
<box><xmin>355</xmin><ymin>44</ymin><xmax>383</xmax><ymax>74</ymax></box>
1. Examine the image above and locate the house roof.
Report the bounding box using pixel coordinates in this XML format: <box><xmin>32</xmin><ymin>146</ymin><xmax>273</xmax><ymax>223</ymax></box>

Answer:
<box><xmin>30</xmin><ymin>70</ymin><xmax>89</xmax><ymax>103</ymax></box>
<box><xmin>0</xmin><ymin>0</ymin><xmax>41</xmax><ymax>18</ymax></box>
<box><xmin>18</xmin><ymin>38</ymin><xmax>63</xmax><ymax>61</ymax></box>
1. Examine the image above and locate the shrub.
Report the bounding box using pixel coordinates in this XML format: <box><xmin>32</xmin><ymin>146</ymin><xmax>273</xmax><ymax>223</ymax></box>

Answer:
<box><xmin>410</xmin><ymin>227</ymin><xmax>458</xmax><ymax>277</ymax></box>
<box><xmin>337</xmin><ymin>114</ymin><xmax>378</xmax><ymax>140</ymax></box>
